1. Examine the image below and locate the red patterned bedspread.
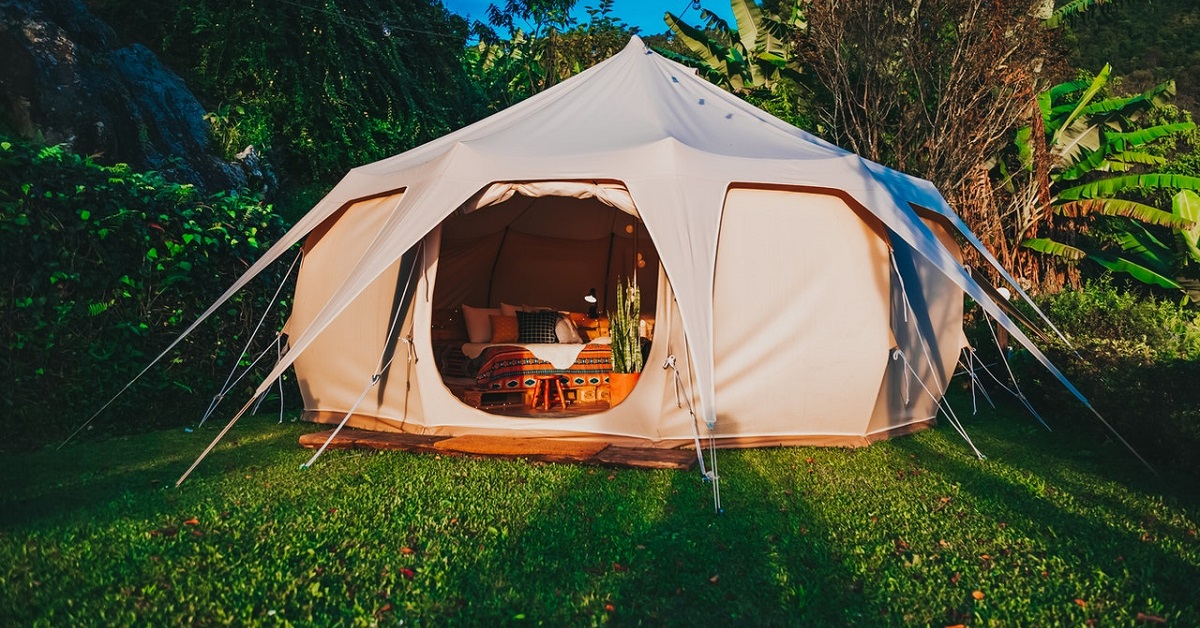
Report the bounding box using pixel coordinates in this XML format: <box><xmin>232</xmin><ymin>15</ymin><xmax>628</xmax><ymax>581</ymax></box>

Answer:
<box><xmin>472</xmin><ymin>343</ymin><xmax>612</xmax><ymax>391</ymax></box>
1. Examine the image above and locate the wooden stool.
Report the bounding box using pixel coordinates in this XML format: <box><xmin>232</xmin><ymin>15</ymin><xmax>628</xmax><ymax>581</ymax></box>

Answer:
<box><xmin>530</xmin><ymin>375</ymin><xmax>567</xmax><ymax>411</ymax></box>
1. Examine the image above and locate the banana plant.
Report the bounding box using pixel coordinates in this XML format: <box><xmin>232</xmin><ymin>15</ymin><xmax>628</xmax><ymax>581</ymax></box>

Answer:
<box><xmin>1025</xmin><ymin>190</ymin><xmax>1200</xmax><ymax>299</ymax></box>
<box><xmin>463</xmin><ymin>31</ymin><xmax>547</xmax><ymax>109</ymax></box>
<box><xmin>658</xmin><ymin>0</ymin><xmax>804</xmax><ymax>93</ymax></box>
<box><xmin>1002</xmin><ymin>65</ymin><xmax>1200</xmax><ymax>293</ymax></box>
<box><xmin>1042</xmin><ymin>0</ymin><xmax>1133</xmax><ymax>29</ymax></box>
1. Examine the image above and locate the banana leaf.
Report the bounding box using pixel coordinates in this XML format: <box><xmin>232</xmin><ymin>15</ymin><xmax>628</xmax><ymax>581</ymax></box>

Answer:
<box><xmin>757</xmin><ymin>51</ymin><xmax>787</xmax><ymax>65</ymax></box>
<box><xmin>1069</xmin><ymin>86</ymin><xmax>1175</xmax><ymax>139</ymax></box>
<box><xmin>1139</xmin><ymin>79</ymin><xmax>1178</xmax><ymax>110</ymax></box>
<box><xmin>1024</xmin><ymin>236</ymin><xmax>1183</xmax><ymax>290</ymax></box>
<box><xmin>1038</xmin><ymin>90</ymin><xmax>1054</xmax><ymax>122</ymax></box>
<box><xmin>1044</xmin><ymin>0</ymin><xmax>1111</xmax><ymax>28</ymax></box>
<box><xmin>1055</xmin><ymin>198</ymin><xmax>1198</xmax><ymax>229</ymax></box>
<box><xmin>1057</xmin><ymin>173</ymin><xmax>1200</xmax><ymax>200</ymax></box>
<box><xmin>730</xmin><ymin>0</ymin><xmax>763</xmax><ymax>55</ymax></box>
<box><xmin>1045</xmin><ymin>76</ymin><xmax>1094</xmax><ymax>108</ymax></box>
<box><xmin>1022</xmin><ymin>237</ymin><xmax>1087</xmax><ymax>261</ymax></box>
<box><xmin>1058</xmin><ymin>148</ymin><xmax>1166</xmax><ymax>180</ymax></box>
<box><xmin>1078</xmin><ymin>93</ymin><xmax>1155</xmax><ymax>120</ymax></box>
<box><xmin>652</xmin><ymin>47</ymin><xmax>735</xmax><ymax>88</ymax></box>
<box><xmin>1052</xmin><ymin>117</ymin><xmax>1102</xmax><ymax>168</ymax></box>
<box><xmin>699</xmin><ymin>9</ymin><xmax>735</xmax><ymax>39</ymax></box>
<box><xmin>1090</xmin><ymin>253</ymin><xmax>1182</xmax><ymax>290</ymax></box>
<box><xmin>1105</xmin><ymin>150</ymin><xmax>1167</xmax><ymax>169</ymax></box>
<box><xmin>1056</xmin><ymin>147</ymin><xmax>1107</xmax><ymax>181</ymax></box>
<box><xmin>1104</xmin><ymin>122</ymin><xmax>1195</xmax><ymax>153</ymax></box>
<box><xmin>1111</xmin><ymin>223</ymin><xmax>1175</xmax><ymax>271</ymax></box>
<box><xmin>1050</xmin><ymin>65</ymin><xmax>1110</xmax><ymax>144</ymax></box>
<box><xmin>1174</xmin><ymin>190</ymin><xmax>1200</xmax><ymax>263</ymax></box>
<box><xmin>664</xmin><ymin>12</ymin><xmax>729</xmax><ymax>68</ymax></box>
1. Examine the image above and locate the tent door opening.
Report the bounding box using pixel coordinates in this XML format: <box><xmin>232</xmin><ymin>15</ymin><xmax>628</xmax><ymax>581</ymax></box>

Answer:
<box><xmin>429</xmin><ymin>181</ymin><xmax>660</xmax><ymax>418</ymax></box>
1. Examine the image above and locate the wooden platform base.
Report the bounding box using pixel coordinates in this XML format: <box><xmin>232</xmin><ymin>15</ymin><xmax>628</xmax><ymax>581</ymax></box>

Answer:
<box><xmin>298</xmin><ymin>429</ymin><xmax>696</xmax><ymax>470</ymax></box>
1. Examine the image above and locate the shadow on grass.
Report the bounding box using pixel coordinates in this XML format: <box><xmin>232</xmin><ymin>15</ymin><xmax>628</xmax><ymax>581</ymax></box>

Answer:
<box><xmin>405</xmin><ymin>450</ymin><xmax>881</xmax><ymax>624</ymax></box>
<box><xmin>887</xmin><ymin>426</ymin><xmax>1200</xmax><ymax>622</ymax></box>
<box><xmin>0</xmin><ymin>416</ymin><xmax>311</xmax><ymax>529</ymax></box>
<box><xmin>950</xmin><ymin>380</ymin><xmax>1200</xmax><ymax>502</ymax></box>
<box><xmin>5</xmin><ymin>404</ymin><xmax>1196</xmax><ymax>624</ymax></box>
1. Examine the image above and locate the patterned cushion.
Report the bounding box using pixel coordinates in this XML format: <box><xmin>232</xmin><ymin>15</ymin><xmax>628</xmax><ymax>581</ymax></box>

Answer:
<box><xmin>517</xmin><ymin>310</ymin><xmax>560</xmax><ymax>344</ymax></box>
<box><xmin>489</xmin><ymin>315</ymin><xmax>519</xmax><ymax>343</ymax></box>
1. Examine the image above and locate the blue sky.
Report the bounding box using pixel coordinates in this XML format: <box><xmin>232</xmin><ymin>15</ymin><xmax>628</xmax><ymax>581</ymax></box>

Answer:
<box><xmin>441</xmin><ymin>0</ymin><xmax>734</xmax><ymax>36</ymax></box>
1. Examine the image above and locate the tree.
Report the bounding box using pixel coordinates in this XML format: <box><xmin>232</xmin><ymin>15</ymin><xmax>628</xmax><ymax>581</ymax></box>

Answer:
<box><xmin>799</xmin><ymin>0</ymin><xmax>1061</xmax><ymax>196</ymax></box>
<box><xmin>90</xmin><ymin>0</ymin><xmax>484</xmax><ymax>189</ymax></box>
<box><xmin>556</xmin><ymin>0</ymin><xmax>640</xmax><ymax>75</ymax></box>
<box><xmin>467</xmin><ymin>0</ymin><xmax>578</xmax><ymax>107</ymax></box>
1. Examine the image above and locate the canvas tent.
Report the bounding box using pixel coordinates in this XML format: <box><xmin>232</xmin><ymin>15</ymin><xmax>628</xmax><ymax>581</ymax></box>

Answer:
<box><xmin>162</xmin><ymin>36</ymin><xmax>1107</xmax><ymax>472</ymax></box>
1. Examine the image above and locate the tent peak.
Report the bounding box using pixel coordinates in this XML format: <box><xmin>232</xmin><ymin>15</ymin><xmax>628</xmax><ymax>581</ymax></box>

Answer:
<box><xmin>624</xmin><ymin>35</ymin><xmax>646</xmax><ymax>52</ymax></box>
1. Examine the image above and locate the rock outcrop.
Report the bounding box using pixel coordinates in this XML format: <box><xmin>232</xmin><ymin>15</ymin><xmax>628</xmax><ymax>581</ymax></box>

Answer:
<box><xmin>0</xmin><ymin>0</ymin><xmax>246</xmax><ymax>192</ymax></box>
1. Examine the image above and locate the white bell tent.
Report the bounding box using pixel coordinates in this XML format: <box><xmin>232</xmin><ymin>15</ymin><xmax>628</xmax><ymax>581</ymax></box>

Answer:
<box><xmin>109</xmin><ymin>37</ymin><xmax>1140</xmax><ymax>487</ymax></box>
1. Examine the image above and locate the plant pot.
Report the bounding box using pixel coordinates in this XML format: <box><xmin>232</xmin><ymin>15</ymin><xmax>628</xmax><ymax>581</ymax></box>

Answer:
<box><xmin>608</xmin><ymin>371</ymin><xmax>640</xmax><ymax>407</ymax></box>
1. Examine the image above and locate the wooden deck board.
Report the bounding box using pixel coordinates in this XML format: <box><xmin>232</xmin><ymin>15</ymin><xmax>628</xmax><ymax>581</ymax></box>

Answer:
<box><xmin>298</xmin><ymin>429</ymin><xmax>695</xmax><ymax>470</ymax></box>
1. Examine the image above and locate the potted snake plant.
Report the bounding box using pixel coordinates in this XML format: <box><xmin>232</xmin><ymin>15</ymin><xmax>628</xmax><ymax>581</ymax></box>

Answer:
<box><xmin>607</xmin><ymin>277</ymin><xmax>643</xmax><ymax>405</ymax></box>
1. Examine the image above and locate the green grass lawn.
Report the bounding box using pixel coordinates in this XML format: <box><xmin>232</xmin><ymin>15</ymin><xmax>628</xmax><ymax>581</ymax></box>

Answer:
<box><xmin>2</xmin><ymin>396</ymin><xmax>1198</xmax><ymax>625</ymax></box>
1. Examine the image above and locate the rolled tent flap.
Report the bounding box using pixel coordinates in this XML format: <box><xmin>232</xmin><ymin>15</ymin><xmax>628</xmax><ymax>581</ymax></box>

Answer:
<box><xmin>462</xmin><ymin>181</ymin><xmax>639</xmax><ymax>216</ymax></box>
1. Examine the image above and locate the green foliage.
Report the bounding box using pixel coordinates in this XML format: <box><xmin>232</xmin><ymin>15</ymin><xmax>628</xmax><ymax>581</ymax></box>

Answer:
<box><xmin>90</xmin><ymin>0</ymin><xmax>485</xmax><ymax>185</ymax></box>
<box><xmin>660</xmin><ymin>0</ymin><xmax>805</xmax><ymax>94</ymax></box>
<box><xmin>1038</xmin><ymin>279</ymin><xmax>1200</xmax><ymax>359</ymax></box>
<box><xmin>201</xmin><ymin>103</ymin><xmax>248</xmax><ymax>162</ymax></box>
<box><xmin>741</xmin><ymin>80</ymin><xmax>814</xmax><ymax>131</ymax></box>
<box><xmin>1065</xmin><ymin>0</ymin><xmax>1200</xmax><ymax>110</ymax></box>
<box><xmin>1004</xmin><ymin>280</ymin><xmax>1200</xmax><ymax>472</ymax></box>
<box><xmin>466</xmin><ymin>0</ymin><xmax>638</xmax><ymax>111</ymax></box>
<box><xmin>2</xmin><ymin>411</ymin><xmax>1198</xmax><ymax>623</ymax></box>
<box><xmin>607</xmin><ymin>277</ymin><xmax>642</xmax><ymax>374</ymax></box>
<box><xmin>0</xmin><ymin>136</ymin><xmax>294</xmax><ymax>449</ymax></box>
<box><xmin>1011</xmin><ymin>68</ymin><xmax>1200</xmax><ymax>294</ymax></box>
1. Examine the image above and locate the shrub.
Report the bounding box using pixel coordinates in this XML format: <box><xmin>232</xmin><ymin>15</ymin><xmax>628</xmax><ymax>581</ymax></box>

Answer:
<box><xmin>0</xmin><ymin>136</ymin><xmax>296</xmax><ymax>449</ymax></box>
<box><xmin>972</xmin><ymin>279</ymin><xmax>1200</xmax><ymax>474</ymax></box>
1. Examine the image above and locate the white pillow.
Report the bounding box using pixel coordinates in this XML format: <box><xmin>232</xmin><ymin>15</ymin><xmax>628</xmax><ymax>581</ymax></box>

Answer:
<box><xmin>500</xmin><ymin>302</ymin><xmax>522</xmax><ymax>317</ymax></box>
<box><xmin>462</xmin><ymin>304</ymin><xmax>501</xmax><ymax>343</ymax></box>
<box><xmin>555</xmin><ymin>313</ymin><xmax>583</xmax><ymax>343</ymax></box>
